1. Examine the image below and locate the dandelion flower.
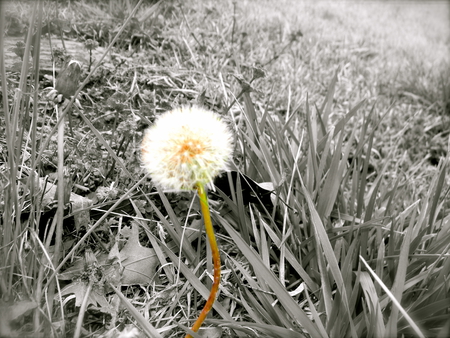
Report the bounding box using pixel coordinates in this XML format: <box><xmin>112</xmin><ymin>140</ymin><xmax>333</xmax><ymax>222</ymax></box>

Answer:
<box><xmin>141</xmin><ymin>107</ymin><xmax>232</xmax><ymax>337</ymax></box>
<box><xmin>141</xmin><ymin>107</ymin><xmax>233</xmax><ymax>190</ymax></box>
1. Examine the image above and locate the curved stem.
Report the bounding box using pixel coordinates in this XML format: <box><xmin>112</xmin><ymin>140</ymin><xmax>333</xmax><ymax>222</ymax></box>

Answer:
<box><xmin>185</xmin><ymin>183</ymin><xmax>221</xmax><ymax>338</ymax></box>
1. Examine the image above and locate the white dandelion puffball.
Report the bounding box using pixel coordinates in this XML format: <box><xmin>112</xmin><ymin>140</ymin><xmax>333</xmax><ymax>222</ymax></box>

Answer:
<box><xmin>141</xmin><ymin>107</ymin><xmax>233</xmax><ymax>190</ymax></box>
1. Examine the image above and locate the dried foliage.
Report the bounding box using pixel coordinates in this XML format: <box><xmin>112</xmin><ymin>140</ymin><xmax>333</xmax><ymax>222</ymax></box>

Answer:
<box><xmin>1</xmin><ymin>0</ymin><xmax>449</xmax><ymax>337</ymax></box>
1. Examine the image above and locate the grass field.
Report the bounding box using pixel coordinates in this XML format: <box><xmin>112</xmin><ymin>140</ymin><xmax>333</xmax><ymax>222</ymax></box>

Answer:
<box><xmin>1</xmin><ymin>0</ymin><xmax>449</xmax><ymax>337</ymax></box>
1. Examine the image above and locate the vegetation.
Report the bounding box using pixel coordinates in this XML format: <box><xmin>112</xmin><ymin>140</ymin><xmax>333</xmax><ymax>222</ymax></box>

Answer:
<box><xmin>1</xmin><ymin>0</ymin><xmax>449</xmax><ymax>337</ymax></box>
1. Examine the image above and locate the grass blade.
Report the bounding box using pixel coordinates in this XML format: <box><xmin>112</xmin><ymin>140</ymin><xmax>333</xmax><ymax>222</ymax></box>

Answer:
<box><xmin>360</xmin><ymin>255</ymin><xmax>425</xmax><ymax>338</ymax></box>
<box><xmin>108</xmin><ymin>282</ymin><xmax>164</xmax><ymax>338</ymax></box>
<box><xmin>216</xmin><ymin>213</ymin><xmax>322</xmax><ymax>338</ymax></box>
<box><xmin>300</xmin><ymin>179</ymin><xmax>357</xmax><ymax>338</ymax></box>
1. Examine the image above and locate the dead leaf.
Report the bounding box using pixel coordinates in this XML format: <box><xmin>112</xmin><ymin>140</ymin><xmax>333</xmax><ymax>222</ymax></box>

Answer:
<box><xmin>120</xmin><ymin>222</ymin><xmax>159</xmax><ymax>285</ymax></box>
<box><xmin>60</xmin><ymin>281</ymin><xmax>90</xmax><ymax>307</ymax></box>
<box><xmin>108</xmin><ymin>241</ymin><xmax>120</xmax><ymax>261</ymax></box>
<box><xmin>57</xmin><ymin>222</ymin><xmax>159</xmax><ymax>316</ymax></box>
<box><xmin>58</xmin><ymin>257</ymin><xmax>87</xmax><ymax>280</ymax></box>
<box><xmin>59</xmin><ymin>280</ymin><xmax>112</xmax><ymax>314</ymax></box>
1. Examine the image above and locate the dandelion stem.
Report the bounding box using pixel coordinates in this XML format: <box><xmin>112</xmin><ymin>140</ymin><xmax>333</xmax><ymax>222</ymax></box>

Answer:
<box><xmin>185</xmin><ymin>183</ymin><xmax>221</xmax><ymax>338</ymax></box>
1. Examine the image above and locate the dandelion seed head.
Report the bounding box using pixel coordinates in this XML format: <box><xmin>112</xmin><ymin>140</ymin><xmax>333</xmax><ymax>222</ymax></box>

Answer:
<box><xmin>141</xmin><ymin>107</ymin><xmax>233</xmax><ymax>190</ymax></box>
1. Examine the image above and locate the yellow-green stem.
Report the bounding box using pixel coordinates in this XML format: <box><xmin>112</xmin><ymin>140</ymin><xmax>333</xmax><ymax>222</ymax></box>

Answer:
<box><xmin>185</xmin><ymin>183</ymin><xmax>221</xmax><ymax>338</ymax></box>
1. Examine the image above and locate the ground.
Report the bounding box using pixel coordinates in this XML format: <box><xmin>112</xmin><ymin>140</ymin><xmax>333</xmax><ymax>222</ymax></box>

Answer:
<box><xmin>1</xmin><ymin>1</ymin><xmax>449</xmax><ymax>337</ymax></box>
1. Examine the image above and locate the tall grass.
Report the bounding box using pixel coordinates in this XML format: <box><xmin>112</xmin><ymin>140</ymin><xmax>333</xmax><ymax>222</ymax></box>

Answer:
<box><xmin>1</xmin><ymin>0</ymin><xmax>449</xmax><ymax>337</ymax></box>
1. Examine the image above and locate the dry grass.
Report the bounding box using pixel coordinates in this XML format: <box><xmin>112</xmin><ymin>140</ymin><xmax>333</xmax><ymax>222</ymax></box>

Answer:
<box><xmin>1</xmin><ymin>0</ymin><xmax>449</xmax><ymax>337</ymax></box>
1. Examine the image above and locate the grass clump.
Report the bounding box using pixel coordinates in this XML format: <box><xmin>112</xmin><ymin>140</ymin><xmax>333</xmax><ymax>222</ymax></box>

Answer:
<box><xmin>1</xmin><ymin>0</ymin><xmax>449</xmax><ymax>337</ymax></box>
